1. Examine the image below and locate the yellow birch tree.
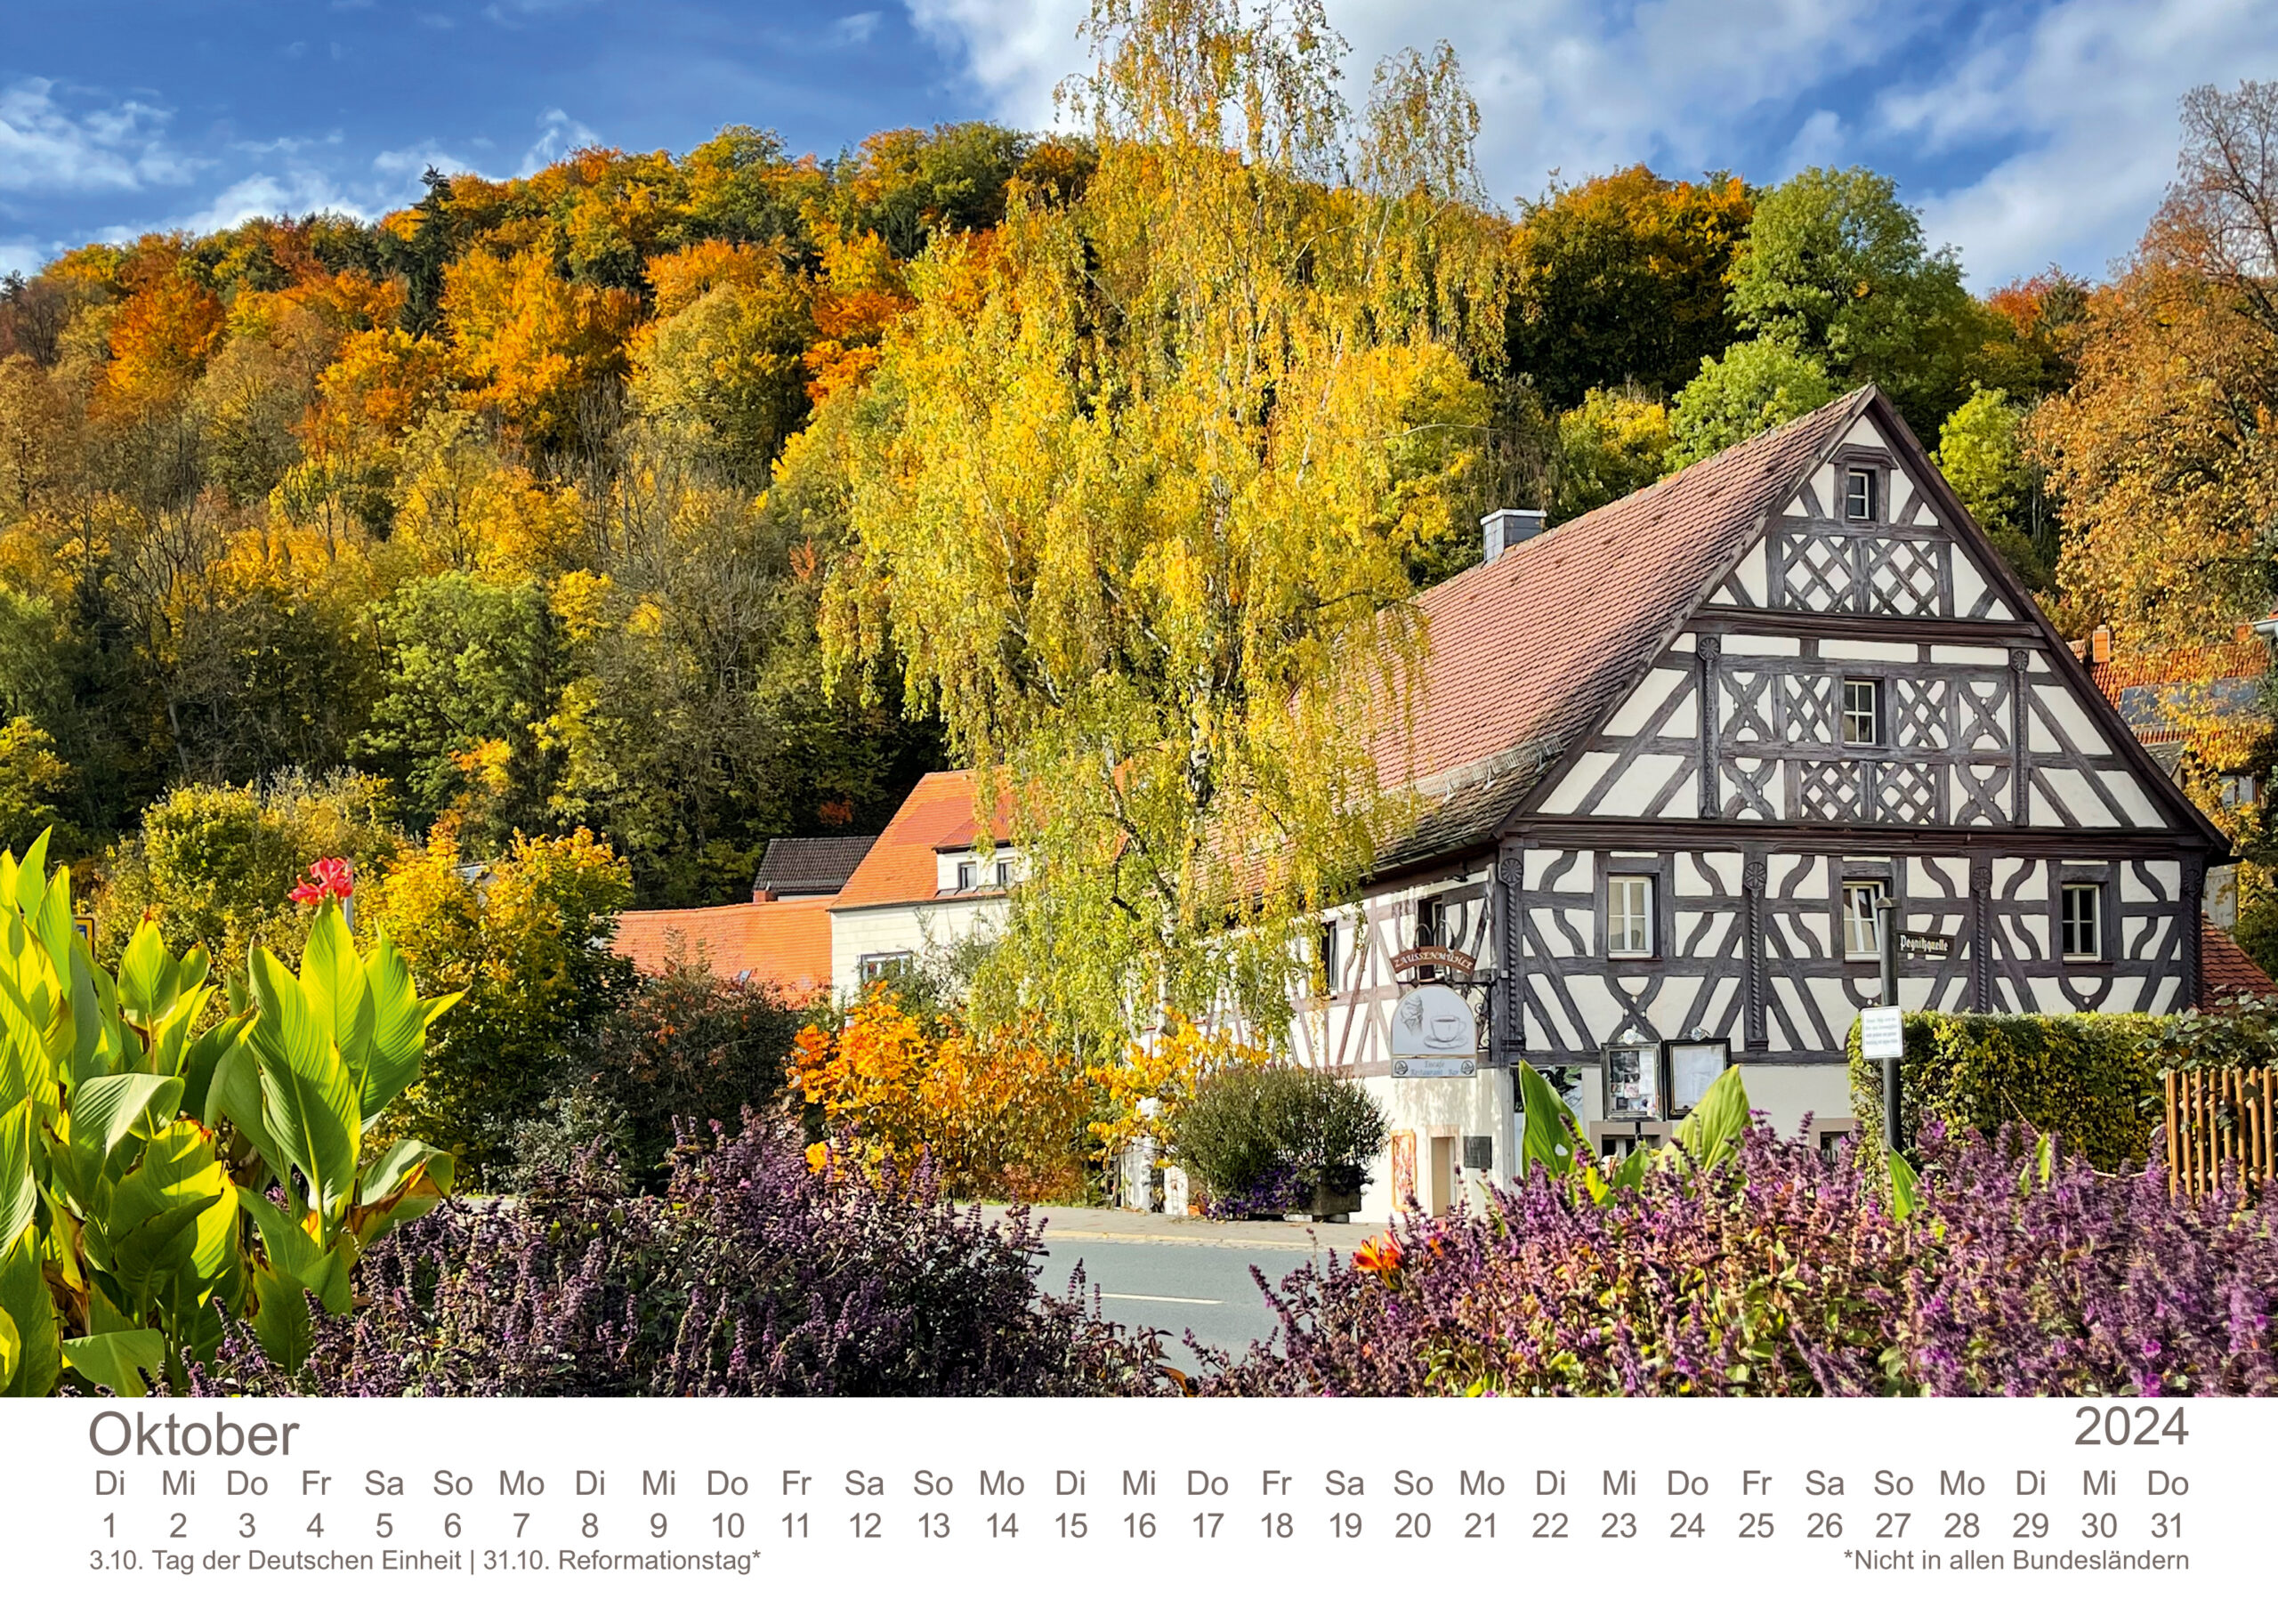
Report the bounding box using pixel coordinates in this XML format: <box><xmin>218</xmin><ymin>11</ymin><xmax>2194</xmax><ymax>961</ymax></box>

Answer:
<box><xmin>825</xmin><ymin>0</ymin><xmax>1499</xmax><ymax>1051</ymax></box>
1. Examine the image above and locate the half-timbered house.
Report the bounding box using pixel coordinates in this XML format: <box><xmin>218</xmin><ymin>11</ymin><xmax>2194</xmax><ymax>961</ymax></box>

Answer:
<box><xmin>1295</xmin><ymin>385</ymin><xmax>2232</xmax><ymax>1220</ymax></box>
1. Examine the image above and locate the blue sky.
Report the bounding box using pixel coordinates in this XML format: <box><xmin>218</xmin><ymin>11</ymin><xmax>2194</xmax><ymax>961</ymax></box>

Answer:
<box><xmin>4</xmin><ymin>1</ymin><xmax>2274</xmax><ymax>287</ymax></box>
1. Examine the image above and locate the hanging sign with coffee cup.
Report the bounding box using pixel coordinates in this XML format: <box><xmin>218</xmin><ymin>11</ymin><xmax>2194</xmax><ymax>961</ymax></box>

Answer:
<box><xmin>1390</xmin><ymin>944</ymin><xmax>1476</xmax><ymax>981</ymax></box>
<box><xmin>1390</xmin><ymin>982</ymin><xmax>1479</xmax><ymax>1078</ymax></box>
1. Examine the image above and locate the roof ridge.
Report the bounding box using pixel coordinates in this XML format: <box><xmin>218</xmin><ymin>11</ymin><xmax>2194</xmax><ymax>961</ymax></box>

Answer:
<box><xmin>1418</xmin><ymin>384</ymin><xmax>1874</xmax><ymax>608</ymax></box>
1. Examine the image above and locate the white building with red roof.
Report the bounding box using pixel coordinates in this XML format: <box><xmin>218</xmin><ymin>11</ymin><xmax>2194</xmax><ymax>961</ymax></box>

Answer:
<box><xmin>826</xmin><ymin>769</ymin><xmax>1022</xmax><ymax>1000</ymax></box>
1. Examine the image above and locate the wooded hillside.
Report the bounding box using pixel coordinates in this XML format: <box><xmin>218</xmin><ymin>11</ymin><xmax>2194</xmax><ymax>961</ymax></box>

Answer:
<box><xmin>0</xmin><ymin>13</ymin><xmax>2266</xmax><ymax>971</ymax></box>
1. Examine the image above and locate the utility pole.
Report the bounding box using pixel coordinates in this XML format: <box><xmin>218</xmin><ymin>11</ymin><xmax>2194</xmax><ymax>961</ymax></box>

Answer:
<box><xmin>1878</xmin><ymin>895</ymin><xmax>1901</xmax><ymax>1151</ymax></box>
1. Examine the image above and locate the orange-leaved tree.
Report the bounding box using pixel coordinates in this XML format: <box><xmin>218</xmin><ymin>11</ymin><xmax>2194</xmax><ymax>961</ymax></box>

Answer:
<box><xmin>788</xmin><ymin>984</ymin><xmax>1098</xmax><ymax>1202</ymax></box>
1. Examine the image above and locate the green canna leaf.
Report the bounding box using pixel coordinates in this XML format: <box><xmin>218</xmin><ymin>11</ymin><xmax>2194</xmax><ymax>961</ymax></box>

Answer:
<box><xmin>248</xmin><ymin>1266</ymin><xmax>314</xmax><ymax>1375</ymax></box>
<box><xmin>300</xmin><ymin>905</ymin><xmax>375</xmax><ymax>1093</ymax></box>
<box><xmin>208</xmin><ymin>1035</ymin><xmax>282</xmax><ymax>1186</ymax></box>
<box><xmin>62</xmin><ymin>1329</ymin><xmax>167</xmax><ymax>1398</ymax></box>
<box><xmin>1517</xmin><ymin>1061</ymin><xmax>1585</xmax><ymax>1180</ymax></box>
<box><xmin>0</xmin><ymin>1230</ymin><xmax>61</xmax><ymax>1396</ymax></box>
<box><xmin>180</xmin><ymin>1010</ymin><xmax>252</xmax><ymax>1126</ymax></box>
<box><xmin>245</xmin><ymin>946</ymin><xmax>360</xmax><ymax>1226</ymax></box>
<box><xmin>63</xmin><ymin>1072</ymin><xmax>184</xmax><ymax>1207</ymax></box>
<box><xmin>1889</xmin><ymin>1151</ymin><xmax>1920</xmax><ymax>1220</ymax></box>
<box><xmin>359</xmin><ymin>930</ymin><xmax>460</xmax><ymax>1124</ymax></box>
<box><xmin>351</xmin><ymin>1140</ymin><xmax>455</xmax><ymax>1245</ymax></box>
<box><xmin>117</xmin><ymin>921</ymin><xmax>177</xmax><ymax>1029</ymax></box>
<box><xmin>1675</xmin><ymin>1065</ymin><xmax>1751</xmax><ymax>1170</ymax></box>
<box><xmin>0</xmin><ymin>1099</ymin><xmax>34</xmax><ymax>1247</ymax></box>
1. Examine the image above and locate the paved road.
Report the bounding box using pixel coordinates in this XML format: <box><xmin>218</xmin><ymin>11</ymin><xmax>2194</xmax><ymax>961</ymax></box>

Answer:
<box><xmin>985</xmin><ymin>1207</ymin><xmax>1376</xmax><ymax>1361</ymax></box>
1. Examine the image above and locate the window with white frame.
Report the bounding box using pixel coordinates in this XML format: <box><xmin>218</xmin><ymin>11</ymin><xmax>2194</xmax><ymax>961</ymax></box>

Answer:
<box><xmin>857</xmin><ymin>951</ymin><xmax>914</xmax><ymax>983</ymax></box>
<box><xmin>1319</xmin><ymin>920</ymin><xmax>1341</xmax><ymax>994</ymax></box>
<box><xmin>1844</xmin><ymin>467</ymin><xmax>1877</xmax><ymax>523</ymax></box>
<box><xmin>1606</xmin><ymin>875</ymin><xmax>1652</xmax><ymax>957</ymax></box>
<box><xmin>955</xmin><ymin>860</ymin><xmax>977</xmax><ymax>891</ymax></box>
<box><xmin>1842</xmin><ymin>678</ymin><xmax>1881</xmax><ymax>745</ymax></box>
<box><xmin>2222</xmin><ymin>772</ymin><xmax>2259</xmax><ymax>808</ymax></box>
<box><xmin>994</xmin><ymin>859</ymin><xmax>1013</xmax><ymax>888</ymax></box>
<box><xmin>2061</xmin><ymin>883</ymin><xmax>2103</xmax><ymax>960</ymax></box>
<box><xmin>1841</xmin><ymin>880</ymin><xmax>1886</xmax><ymax>959</ymax></box>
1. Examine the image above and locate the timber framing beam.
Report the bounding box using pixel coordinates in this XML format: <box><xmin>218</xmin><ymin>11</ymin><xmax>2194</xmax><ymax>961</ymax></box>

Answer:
<box><xmin>1692</xmin><ymin>607</ymin><xmax>2040</xmax><ymax>645</ymax></box>
<box><xmin>1510</xmin><ymin>815</ymin><xmax>2226</xmax><ymax>862</ymax></box>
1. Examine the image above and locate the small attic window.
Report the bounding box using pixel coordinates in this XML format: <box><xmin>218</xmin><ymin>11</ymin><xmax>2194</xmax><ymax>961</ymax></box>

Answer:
<box><xmin>1843</xmin><ymin>467</ymin><xmax>1878</xmax><ymax>523</ymax></box>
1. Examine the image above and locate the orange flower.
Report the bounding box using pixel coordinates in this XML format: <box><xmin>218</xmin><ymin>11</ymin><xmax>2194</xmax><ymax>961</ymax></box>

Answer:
<box><xmin>1353</xmin><ymin>1236</ymin><xmax>1403</xmax><ymax>1278</ymax></box>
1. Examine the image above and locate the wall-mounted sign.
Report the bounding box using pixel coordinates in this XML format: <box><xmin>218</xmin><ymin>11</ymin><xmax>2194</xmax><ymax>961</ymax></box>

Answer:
<box><xmin>1601</xmin><ymin>1029</ymin><xmax>1660</xmax><ymax>1119</ymax></box>
<box><xmin>1860</xmin><ymin>1006</ymin><xmax>1905</xmax><ymax>1060</ymax></box>
<box><xmin>1898</xmin><ymin>931</ymin><xmax>1954</xmax><ymax>961</ymax></box>
<box><xmin>1389</xmin><ymin>982</ymin><xmax>1477</xmax><ymax>1078</ymax></box>
<box><xmin>1390</xmin><ymin>944</ymin><xmax>1477</xmax><ymax>980</ymax></box>
<box><xmin>1666</xmin><ymin>1038</ymin><xmax>1731</xmax><ymax>1118</ymax></box>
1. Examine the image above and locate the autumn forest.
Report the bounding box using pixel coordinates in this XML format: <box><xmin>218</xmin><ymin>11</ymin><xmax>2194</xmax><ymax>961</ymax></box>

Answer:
<box><xmin>1</xmin><ymin>13</ymin><xmax>2274</xmax><ymax>1001</ymax></box>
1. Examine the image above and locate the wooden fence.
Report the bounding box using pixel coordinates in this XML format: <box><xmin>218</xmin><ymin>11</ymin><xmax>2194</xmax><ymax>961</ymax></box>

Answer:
<box><xmin>2163</xmin><ymin>1068</ymin><xmax>2276</xmax><ymax>1199</ymax></box>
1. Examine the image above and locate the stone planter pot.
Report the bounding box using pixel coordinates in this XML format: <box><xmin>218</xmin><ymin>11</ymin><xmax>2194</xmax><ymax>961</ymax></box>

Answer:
<box><xmin>1299</xmin><ymin>1163</ymin><xmax>1364</xmax><ymax>1220</ymax></box>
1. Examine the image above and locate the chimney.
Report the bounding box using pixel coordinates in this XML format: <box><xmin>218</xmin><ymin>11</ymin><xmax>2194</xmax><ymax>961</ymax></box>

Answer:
<box><xmin>2090</xmin><ymin>625</ymin><xmax>2112</xmax><ymax>665</ymax></box>
<box><xmin>1482</xmin><ymin>508</ymin><xmax>1546</xmax><ymax>565</ymax></box>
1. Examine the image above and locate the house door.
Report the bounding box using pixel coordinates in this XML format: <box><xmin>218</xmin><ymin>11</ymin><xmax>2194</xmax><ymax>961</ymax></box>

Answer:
<box><xmin>1428</xmin><ymin>1135</ymin><xmax>1456</xmax><ymax>1216</ymax></box>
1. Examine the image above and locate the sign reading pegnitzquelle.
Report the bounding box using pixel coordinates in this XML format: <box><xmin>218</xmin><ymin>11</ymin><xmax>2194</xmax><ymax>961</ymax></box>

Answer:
<box><xmin>1898</xmin><ymin>931</ymin><xmax>1954</xmax><ymax>961</ymax></box>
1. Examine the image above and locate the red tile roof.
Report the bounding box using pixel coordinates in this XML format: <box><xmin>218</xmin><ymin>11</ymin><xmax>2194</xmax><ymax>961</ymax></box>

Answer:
<box><xmin>830</xmin><ymin>771</ymin><xmax>1008</xmax><ymax>909</ymax></box>
<box><xmin>2201</xmin><ymin>919</ymin><xmax>2277</xmax><ymax>1002</ymax></box>
<box><xmin>2090</xmin><ymin>632</ymin><xmax>2268</xmax><ymax>698</ymax></box>
<box><xmin>1373</xmin><ymin>387</ymin><xmax>1878</xmax><ymax>861</ymax></box>
<box><xmin>610</xmin><ymin>894</ymin><xmax>833</xmax><ymax>996</ymax></box>
<box><xmin>2084</xmin><ymin>629</ymin><xmax>2271</xmax><ymax>769</ymax></box>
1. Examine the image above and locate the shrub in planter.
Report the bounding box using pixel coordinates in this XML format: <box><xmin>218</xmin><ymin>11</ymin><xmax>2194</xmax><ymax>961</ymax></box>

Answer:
<box><xmin>1176</xmin><ymin>1066</ymin><xmax>1387</xmax><ymax>1218</ymax></box>
<box><xmin>1847</xmin><ymin>1010</ymin><xmax>2161</xmax><ymax>1170</ymax></box>
<box><xmin>192</xmin><ymin>1114</ymin><xmax>1170</xmax><ymax>1397</ymax></box>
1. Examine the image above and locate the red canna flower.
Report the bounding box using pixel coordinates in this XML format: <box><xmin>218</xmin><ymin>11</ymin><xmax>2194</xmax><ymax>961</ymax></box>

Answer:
<box><xmin>289</xmin><ymin>858</ymin><xmax>355</xmax><ymax>907</ymax></box>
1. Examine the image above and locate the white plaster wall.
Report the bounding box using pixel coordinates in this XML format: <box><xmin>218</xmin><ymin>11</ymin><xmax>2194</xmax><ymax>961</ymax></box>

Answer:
<box><xmin>1350</xmin><ymin>1064</ymin><xmax>1516</xmax><ymax>1224</ymax></box>
<box><xmin>829</xmin><ymin>896</ymin><xmax>1007</xmax><ymax>1000</ymax></box>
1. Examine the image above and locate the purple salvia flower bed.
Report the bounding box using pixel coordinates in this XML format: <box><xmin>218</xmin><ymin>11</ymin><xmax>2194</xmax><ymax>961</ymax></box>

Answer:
<box><xmin>192</xmin><ymin>1112</ymin><xmax>1168</xmax><ymax>1397</ymax></box>
<box><xmin>1198</xmin><ymin>1123</ymin><xmax>2277</xmax><ymax>1397</ymax></box>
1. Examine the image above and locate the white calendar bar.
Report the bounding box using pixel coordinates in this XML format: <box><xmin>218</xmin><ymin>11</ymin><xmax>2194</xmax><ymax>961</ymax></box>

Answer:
<box><xmin>6</xmin><ymin>1398</ymin><xmax>2253</xmax><ymax>1619</ymax></box>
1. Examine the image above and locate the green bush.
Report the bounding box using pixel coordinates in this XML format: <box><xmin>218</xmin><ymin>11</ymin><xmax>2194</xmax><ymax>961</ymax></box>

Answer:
<box><xmin>1175</xmin><ymin>1065</ymin><xmax>1389</xmax><ymax>1208</ymax></box>
<box><xmin>1848</xmin><ymin>1010</ymin><xmax>2161</xmax><ymax>1170</ymax></box>
<box><xmin>518</xmin><ymin>961</ymin><xmax>814</xmax><ymax>1193</ymax></box>
<box><xmin>2151</xmin><ymin>991</ymin><xmax>2278</xmax><ymax>1072</ymax></box>
<box><xmin>94</xmin><ymin>772</ymin><xmax>405</xmax><ymax>966</ymax></box>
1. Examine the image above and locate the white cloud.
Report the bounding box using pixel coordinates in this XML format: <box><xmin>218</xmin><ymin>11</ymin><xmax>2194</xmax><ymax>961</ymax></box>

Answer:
<box><xmin>521</xmin><ymin>107</ymin><xmax>602</xmax><ymax>170</ymax></box>
<box><xmin>832</xmin><ymin>11</ymin><xmax>885</xmax><ymax>46</ymax></box>
<box><xmin>1900</xmin><ymin>0</ymin><xmax>2278</xmax><ymax>285</ymax></box>
<box><xmin>904</xmin><ymin>0</ymin><xmax>1903</xmax><ymax>178</ymax></box>
<box><xmin>166</xmin><ymin>169</ymin><xmax>371</xmax><ymax>236</ymax></box>
<box><xmin>904</xmin><ymin>0</ymin><xmax>1087</xmax><ymax>126</ymax></box>
<box><xmin>904</xmin><ymin>0</ymin><xmax>2278</xmax><ymax>287</ymax></box>
<box><xmin>0</xmin><ymin>240</ymin><xmax>50</xmax><ymax>278</ymax></box>
<box><xmin>0</xmin><ymin>77</ymin><xmax>200</xmax><ymax>193</ymax></box>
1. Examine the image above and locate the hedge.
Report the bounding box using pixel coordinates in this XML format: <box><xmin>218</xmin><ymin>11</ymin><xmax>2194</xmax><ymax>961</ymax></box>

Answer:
<box><xmin>1848</xmin><ymin>1010</ymin><xmax>2161</xmax><ymax>1170</ymax></box>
